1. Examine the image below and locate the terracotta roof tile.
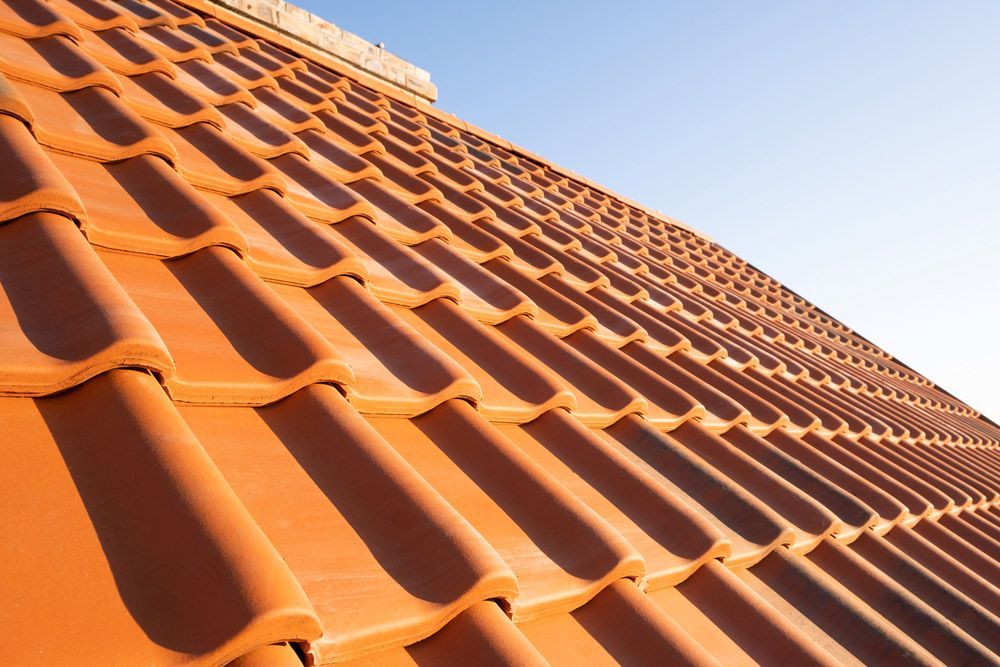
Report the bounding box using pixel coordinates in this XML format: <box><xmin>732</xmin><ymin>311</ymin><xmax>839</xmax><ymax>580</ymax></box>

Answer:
<box><xmin>519</xmin><ymin>580</ymin><xmax>724</xmax><ymax>666</ymax></box>
<box><xmin>411</xmin><ymin>239</ymin><xmax>533</xmax><ymax>324</ymax></box>
<box><xmin>648</xmin><ymin>559</ymin><xmax>842</xmax><ymax>665</ymax></box>
<box><xmin>393</xmin><ymin>301</ymin><xmax>575</xmax><ymax>423</ymax></box>
<box><xmin>117</xmin><ymin>69</ymin><xmax>222</xmax><ymax>126</ymax></box>
<box><xmin>327</xmin><ymin>218</ymin><xmax>458</xmax><ymax>306</ymax></box>
<box><xmin>220</xmin><ymin>102</ymin><xmax>309</xmax><ymax>159</ymax></box>
<box><xmin>274</xmin><ymin>276</ymin><xmax>481</xmax><ymax>416</ymax></box>
<box><xmin>0</xmin><ymin>0</ymin><xmax>79</xmax><ymax>40</ymax></box>
<box><xmin>343</xmin><ymin>602</ymin><xmax>547</xmax><ymax>666</ymax></box>
<box><xmin>0</xmin><ymin>114</ymin><xmax>84</xmax><ymax>222</ymax></box>
<box><xmin>600</xmin><ymin>416</ymin><xmax>797</xmax><ymax>568</ymax></box>
<box><xmin>298</xmin><ymin>128</ymin><xmax>378</xmax><ymax>179</ymax></box>
<box><xmin>181</xmin><ymin>386</ymin><xmax>515</xmax><ymax>662</ymax></box>
<box><xmin>48</xmin><ymin>0</ymin><xmax>140</xmax><ymax>33</ymax></box>
<box><xmin>0</xmin><ymin>69</ymin><xmax>32</xmax><ymax>121</ymax></box>
<box><xmin>78</xmin><ymin>25</ymin><xmax>176</xmax><ymax>77</ymax></box>
<box><xmin>138</xmin><ymin>22</ymin><xmax>208</xmax><ymax>61</ymax></box>
<box><xmin>119</xmin><ymin>0</ymin><xmax>177</xmax><ymax>29</ymax></box>
<box><xmin>368</xmin><ymin>401</ymin><xmax>645</xmax><ymax>622</ymax></box>
<box><xmin>273</xmin><ymin>155</ymin><xmax>375</xmax><ymax>221</ymax></box>
<box><xmin>99</xmin><ymin>246</ymin><xmax>353</xmax><ymax>403</ymax></box>
<box><xmin>0</xmin><ymin>213</ymin><xmax>172</xmax><ymax>394</ymax></box>
<box><xmin>0</xmin><ymin>31</ymin><xmax>120</xmax><ymax>92</ymax></box>
<box><xmin>1</xmin><ymin>0</ymin><xmax>998</xmax><ymax>662</ymax></box>
<box><xmin>0</xmin><ymin>370</ymin><xmax>320</xmax><ymax>664</ymax></box>
<box><xmin>162</xmin><ymin>121</ymin><xmax>285</xmax><ymax>194</ymax></box>
<box><xmin>204</xmin><ymin>188</ymin><xmax>366</xmax><ymax>285</ymax></box>
<box><xmin>148</xmin><ymin>0</ymin><xmax>202</xmax><ymax>25</ymax></box>
<box><xmin>496</xmin><ymin>316</ymin><xmax>647</xmax><ymax>427</ymax></box>
<box><xmin>16</xmin><ymin>79</ymin><xmax>177</xmax><ymax>161</ymax></box>
<box><xmin>47</xmin><ymin>150</ymin><xmax>246</xmax><ymax>255</ymax></box>
<box><xmin>498</xmin><ymin>411</ymin><xmax>728</xmax><ymax>588</ymax></box>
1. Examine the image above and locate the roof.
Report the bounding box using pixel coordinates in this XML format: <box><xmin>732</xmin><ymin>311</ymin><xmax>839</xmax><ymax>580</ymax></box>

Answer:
<box><xmin>0</xmin><ymin>0</ymin><xmax>997</xmax><ymax>664</ymax></box>
<box><xmin>198</xmin><ymin>0</ymin><xmax>437</xmax><ymax>102</ymax></box>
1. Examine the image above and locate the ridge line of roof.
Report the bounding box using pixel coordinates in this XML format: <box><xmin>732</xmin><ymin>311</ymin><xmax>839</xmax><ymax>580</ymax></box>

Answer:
<box><xmin>178</xmin><ymin>0</ymin><xmax>712</xmax><ymax>243</ymax></box>
<box><xmin>204</xmin><ymin>0</ymin><xmax>436</xmax><ymax>101</ymax></box>
<box><xmin>408</xmin><ymin>103</ymin><xmax>712</xmax><ymax>243</ymax></box>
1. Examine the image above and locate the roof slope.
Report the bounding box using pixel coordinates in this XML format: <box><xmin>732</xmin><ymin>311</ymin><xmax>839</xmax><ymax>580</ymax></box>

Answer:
<box><xmin>0</xmin><ymin>0</ymin><xmax>998</xmax><ymax>664</ymax></box>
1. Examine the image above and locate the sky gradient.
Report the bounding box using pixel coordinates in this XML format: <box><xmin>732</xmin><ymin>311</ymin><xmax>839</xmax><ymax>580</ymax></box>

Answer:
<box><xmin>300</xmin><ymin>1</ymin><xmax>1000</xmax><ymax>418</ymax></box>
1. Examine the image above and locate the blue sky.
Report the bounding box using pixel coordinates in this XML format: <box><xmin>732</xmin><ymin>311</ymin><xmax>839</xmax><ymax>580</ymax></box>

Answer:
<box><xmin>300</xmin><ymin>1</ymin><xmax>1000</xmax><ymax>418</ymax></box>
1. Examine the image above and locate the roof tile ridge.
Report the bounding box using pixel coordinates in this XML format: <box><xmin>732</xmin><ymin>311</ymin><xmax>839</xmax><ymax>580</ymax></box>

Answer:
<box><xmin>176</xmin><ymin>0</ymin><xmax>435</xmax><ymax>100</ymax></box>
<box><xmin>168</xmin><ymin>0</ymin><xmax>710</xmax><ymax>241</ymax></box>
<box><xmin>199</xmin><ymin>188</ymin><xmax>368</xmax><ymax>286</ymax></box>
<box><xmin>411</xmin><ymin>101</ymin><xmax>711</xmax><ymax>242</ymax></box>
<box><xmin>710</xmin><ymin>242</ymin><xmax>968</xmax><ymax>405</ymax></box>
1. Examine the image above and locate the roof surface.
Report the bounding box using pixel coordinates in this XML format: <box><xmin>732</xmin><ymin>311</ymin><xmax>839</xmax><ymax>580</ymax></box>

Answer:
<box><xmin>0</xmin><ymin>0</ymin><xmax>998</xmax><ymax>664</ymax></box>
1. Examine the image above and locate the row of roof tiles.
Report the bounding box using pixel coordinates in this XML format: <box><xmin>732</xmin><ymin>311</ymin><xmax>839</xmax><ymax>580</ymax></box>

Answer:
<box><xmin>5</xmin><ymin>369</ymin><xmax>999</xmax><ymax>663</ymax></box>
<box><xmin>0</xmin><ymin>0</ymin><xmax>997</xmax><ymax>664</ymax></box>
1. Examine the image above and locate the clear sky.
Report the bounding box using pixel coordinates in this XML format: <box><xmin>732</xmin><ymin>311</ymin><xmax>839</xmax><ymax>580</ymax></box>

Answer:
<box><xmin>299</xmin><ymin>1</ymin><xmax>1000</xmax><ymax>419</ymax></box>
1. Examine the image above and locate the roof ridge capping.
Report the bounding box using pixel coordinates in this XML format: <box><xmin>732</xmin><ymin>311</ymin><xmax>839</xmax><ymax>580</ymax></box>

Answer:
<box><xmin>206</xmin><ymin>0</ymin><xmax>437</xmax><ymax>101</ymax></box>
<box><xmin>189</xmin><ymin>0</ymin><xmax>709</xmax><ymax>242</ymax></box>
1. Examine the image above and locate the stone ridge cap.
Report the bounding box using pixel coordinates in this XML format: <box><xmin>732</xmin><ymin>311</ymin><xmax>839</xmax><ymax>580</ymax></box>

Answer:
<box><xmin>181</xmin><ymin>0</ymin><xmax>711</xmax><ymax>242</ymax></box>
<box><xmin>205</xmin><ymin>0</ymin><xmax>436</xmax><ymax>101</ymax></box>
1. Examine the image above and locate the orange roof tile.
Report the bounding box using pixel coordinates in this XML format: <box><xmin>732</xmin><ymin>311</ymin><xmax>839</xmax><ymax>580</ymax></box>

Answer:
<box><xmin>0</xmin><ymin>0</ymin><xmax>998</xmax><ymax>663</ymax></box>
